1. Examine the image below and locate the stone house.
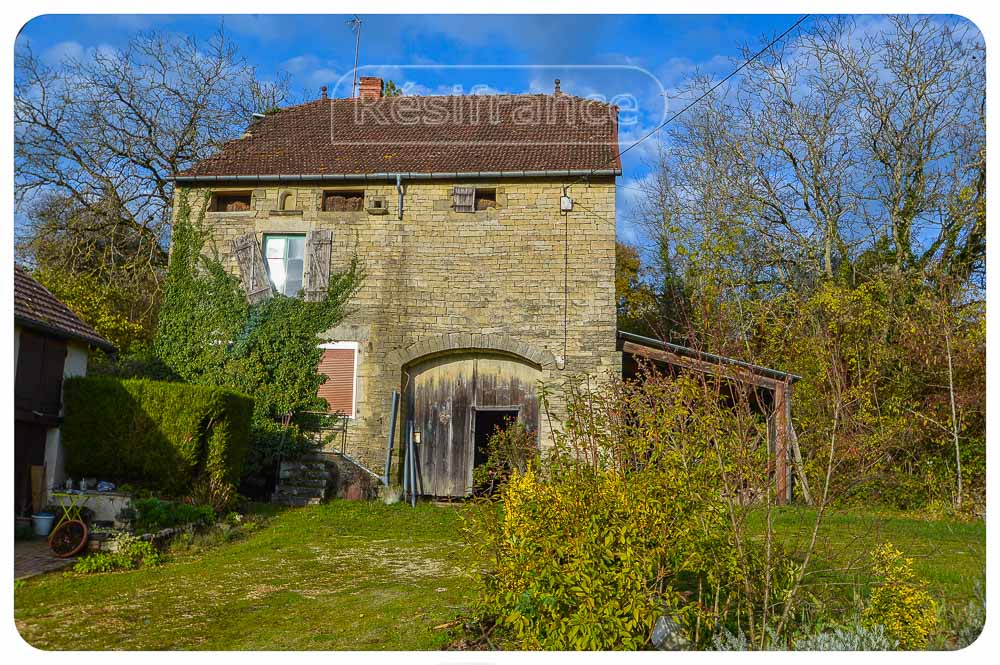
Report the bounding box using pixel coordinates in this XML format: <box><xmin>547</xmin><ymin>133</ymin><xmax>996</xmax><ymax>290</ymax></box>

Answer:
<box><xmin>173</xmin><ymin>78</ymin><xmax>622</xmax><ymax>499</ymax></box>
<box><xmin>14</xmin><ymin>265</ymin><xmax>116</xmax><ymax>515</ymax></box>
<box><xmin>173</xmin><ymin>77</ymin><xmax>797</xmax><ymax>503</ymax></box>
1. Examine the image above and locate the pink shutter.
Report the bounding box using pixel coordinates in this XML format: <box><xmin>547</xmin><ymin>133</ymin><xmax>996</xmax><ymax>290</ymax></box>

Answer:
<box><xmin>317</xmin><ymin>348</ymin><xmax>355</xmax><ymax>417</ymax></box>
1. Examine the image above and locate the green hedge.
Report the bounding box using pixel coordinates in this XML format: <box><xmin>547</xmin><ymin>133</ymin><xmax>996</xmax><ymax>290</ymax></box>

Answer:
<box><xmin>62</xmin><ymin>377</ymin><xmax>253</xmax><ymax>495</ymax></box>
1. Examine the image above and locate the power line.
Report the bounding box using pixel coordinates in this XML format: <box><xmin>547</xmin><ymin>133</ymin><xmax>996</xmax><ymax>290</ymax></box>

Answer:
<box><xmin>567</xmin><ymin>14</ymin><xmax>810</xmax><ymax>193</ymax></box>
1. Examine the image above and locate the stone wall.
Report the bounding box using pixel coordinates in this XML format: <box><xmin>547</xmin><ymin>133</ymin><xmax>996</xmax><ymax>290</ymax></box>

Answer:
<box><xmin>177</xmin><ymin>178</ymin><xmax>620</xmax><ymax>469</ymax></box>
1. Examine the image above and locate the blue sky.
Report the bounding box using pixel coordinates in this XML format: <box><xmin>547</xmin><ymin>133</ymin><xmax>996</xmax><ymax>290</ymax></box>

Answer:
<box><xmin>16</xmin><ymin>14</ymin><xmax>804</xmax><ymax>243</ymax></box>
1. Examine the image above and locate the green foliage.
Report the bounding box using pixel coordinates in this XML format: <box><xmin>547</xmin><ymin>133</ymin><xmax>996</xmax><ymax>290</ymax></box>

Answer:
<box><xmin>153</xmin><ymin>189</ymin><xmax>361</xmax><ymax>493</ymax></box>
<box><xmin>62</xmin><ymin>376</ymin><xmax>252</xmax><ymax>495</ymax></box>
<box><xmin>124</xmin><ymin>497</ymin><xmax>216</xmax><ymax>533</ymax></box>
<box><xmin>749</xmin><ymin>273</ymin><xmax>985</xmax><ymax>514</ymax></box>
<box><xmin>32</xmin><ymin>267</ymin><xmax>146</xmax><ymax>351</ymax></box>
<box><xmin>73</xmin><ymin>532</ymin><xmax>162</xmax><ymax>574</ymax></box>
<box><xmin>383</xmin><ymin>79</ymin><xmax>403</xmax><ymax>96</ymax></box>
<box><xmin>863</xmin><ymin>543</ymin><xmax>938</xmax><ymax>649</ymax></box>
<box><xmin>471</xmin><ymin>420</ymin><xmax>539</xmax><ymax>495</ymax></box>
<box><xmin>88</xmin><ymin>346</ymin><xmax>182</xmax><ymax>382</ymax></box>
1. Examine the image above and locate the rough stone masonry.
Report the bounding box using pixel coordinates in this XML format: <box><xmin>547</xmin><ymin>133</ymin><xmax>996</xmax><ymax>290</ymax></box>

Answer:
<box><xmin>177</xmin><ymin>178</ymin><xmax>621</xmax><ymax>473</ymax></box>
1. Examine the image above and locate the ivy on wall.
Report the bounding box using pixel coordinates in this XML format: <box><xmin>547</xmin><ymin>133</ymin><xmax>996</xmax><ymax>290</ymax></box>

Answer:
<box><xmin>154</xmin><ymin>190</ymin><xmax>363</xmax><ymax>493</ymax></box>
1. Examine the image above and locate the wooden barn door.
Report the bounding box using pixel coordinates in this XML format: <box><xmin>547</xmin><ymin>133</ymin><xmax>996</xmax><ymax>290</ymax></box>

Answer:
<box><xmin>410</xmin><ymin>355</ymin><xmax>475</xmax><ymax>497</ymax></box>
<box><xmin>408</xmin><ymin>352</ymin><xmax>541</xmax><ymax>498</ymax></box>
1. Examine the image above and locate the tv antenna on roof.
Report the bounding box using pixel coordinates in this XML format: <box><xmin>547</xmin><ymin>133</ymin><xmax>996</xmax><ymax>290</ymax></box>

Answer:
<box><xmin>348</xmin><ymin>15</ymin><xmax>363</xmax><ymax>98</ymax></box>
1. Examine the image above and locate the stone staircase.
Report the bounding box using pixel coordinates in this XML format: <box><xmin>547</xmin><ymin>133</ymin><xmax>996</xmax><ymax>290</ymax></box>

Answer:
<box><xmin>271</xmin><ymin>452</ymin><xmax>332</xmax><ymax>506</ymax></box>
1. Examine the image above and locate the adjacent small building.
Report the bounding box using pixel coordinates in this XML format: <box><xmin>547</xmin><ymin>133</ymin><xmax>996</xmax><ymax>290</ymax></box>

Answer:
<box><xmin>14</xmin><ymin>266</ymin><xmax>115</xmax><ymax>515</ymax></box>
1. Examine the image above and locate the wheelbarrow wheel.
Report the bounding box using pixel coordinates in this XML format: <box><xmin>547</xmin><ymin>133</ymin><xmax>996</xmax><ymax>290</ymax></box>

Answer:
<box><xmin>49</xmin><ymin>519</ymin><xmax>89</xmax><ymax>558</ymax></box>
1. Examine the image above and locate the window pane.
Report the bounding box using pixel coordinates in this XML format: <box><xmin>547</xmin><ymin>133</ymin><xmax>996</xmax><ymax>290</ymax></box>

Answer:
<box><xmin>285</xmin><ymin>258</ymin><xmax>304</xmax><ymax>296</ymax></box>
<box><xmin>267</xmin><ymin>257</ymin><xmax>286</xmax><ymax>294</ymax></box>
<box><xmin>287</xmin><ymin>236</ymin><xmax>305</xmax><ymax>259</ymax></box>
<box><xmin>265</xmin><ymin>237</ymin><xmax>286</xmax><ymax>259</ymax></box>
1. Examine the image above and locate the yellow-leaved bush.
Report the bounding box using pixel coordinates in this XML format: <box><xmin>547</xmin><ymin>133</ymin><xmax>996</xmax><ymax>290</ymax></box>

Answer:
<box><xmin>464</xmin><ymin>372</ymin><xmax>766</xmax><ymax>650</ymax></box>
<box><xmin>863</xmin><ymin>543</ymin><xmax>938</xmax><ymax>649</ymax></box>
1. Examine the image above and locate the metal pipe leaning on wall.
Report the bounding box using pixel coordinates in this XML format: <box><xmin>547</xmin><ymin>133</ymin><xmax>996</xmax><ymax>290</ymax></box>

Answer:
<box><xmin>383</xmin><ymin>391</ymin><xmax>399</xmax><ymax>486</ymax></box>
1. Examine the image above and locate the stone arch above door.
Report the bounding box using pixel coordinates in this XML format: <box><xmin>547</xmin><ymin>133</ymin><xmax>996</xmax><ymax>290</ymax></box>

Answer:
<box><xmin>388</xmin><ymin>333</ymin><xmax>557</xmax><ymax>370</ymax></box>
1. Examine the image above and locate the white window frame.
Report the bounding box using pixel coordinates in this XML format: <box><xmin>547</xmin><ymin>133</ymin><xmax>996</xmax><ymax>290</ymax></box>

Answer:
<box><xmin>317</xmin><ymin>341</ymin><xmax>359</xmax><ymax>419</ymax></box>
<box><xmin>262</xmin><ymin>233</ymin><xmax>306</xmax><ymax>297</ymax></box>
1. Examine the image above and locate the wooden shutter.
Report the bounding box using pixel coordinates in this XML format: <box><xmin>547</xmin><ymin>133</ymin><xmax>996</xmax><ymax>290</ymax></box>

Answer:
<box><xmin>304</xmin><ymin>230</ymin><xmax>333</xmax><ymax>302</ymax></box>
<box><xmin>15</xmin><ymin>330</ymin><xmax>67</xmax><ymax>417</ymax></box>
<box><xmin>231</xmin><ymin>233</ymin><xmax>274</xmax><ymax>304</ymax></box>
<box><xmin>452</xmin><ymin>186</ymin><xmax>475</xmax><ymax>213</ymax></box>
<box><xmin>317</xmin><ymin>348</ymin><xmax>356</xmax><ymax>417</ymax></box>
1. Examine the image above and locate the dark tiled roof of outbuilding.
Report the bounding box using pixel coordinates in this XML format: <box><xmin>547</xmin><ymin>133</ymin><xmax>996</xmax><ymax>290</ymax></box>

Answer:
<box><xmin>14</xmin><ymin>265</ymin><xmax>115</xmax><ymax>352</ymax></box>
<box><xmin>176</xmin><ymin>94</ymin><xmax>621</xmax><ymax>178</ymax></box>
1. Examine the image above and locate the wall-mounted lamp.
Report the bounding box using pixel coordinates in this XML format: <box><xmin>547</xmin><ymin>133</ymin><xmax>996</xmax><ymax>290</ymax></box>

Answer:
<box><xmin>413</xmin><ymin>430</ymin><xmax>421</xmax><ymax>445</ymax></box>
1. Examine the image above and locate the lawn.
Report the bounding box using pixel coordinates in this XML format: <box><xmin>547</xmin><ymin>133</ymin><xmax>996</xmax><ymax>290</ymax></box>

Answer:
<box><xmin>14</xmin><ymin>501</ymin><xmax>985</xmax><ymax>650</ymax></box>
<box><xmin>15</xmin><ymin>501</ymin><xmax>478</xmax><ymax>650</ymax></box>
<box><xmin>749</xmin><ymin>507</ymin><xmax>986</xmax><ymax>612</ymax></box>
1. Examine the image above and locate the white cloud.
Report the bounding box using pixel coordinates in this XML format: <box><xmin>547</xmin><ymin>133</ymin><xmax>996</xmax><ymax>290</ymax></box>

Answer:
<box><xmin>42</xmin><ymin>40</ymin><xmax>84</xmax><ymax>65</ymax></box>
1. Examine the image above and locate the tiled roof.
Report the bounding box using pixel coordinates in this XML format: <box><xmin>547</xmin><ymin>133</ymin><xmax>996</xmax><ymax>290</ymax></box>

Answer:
<box><xmin>14</xmin><ymin>265</ymin><xmax>115</xmax><ymax>352</ymax></box>
<box><xmin>177</xmin><ymin>94</ymin><xmax>621</xmax><ymax>178</ymax></box>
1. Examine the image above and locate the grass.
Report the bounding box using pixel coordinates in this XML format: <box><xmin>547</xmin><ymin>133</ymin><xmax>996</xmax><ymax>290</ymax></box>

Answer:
<box><xmin>14</xmin><ymin>500</ymin><xmax>985</xmax><ymax>650</ymax></box>
<box><xmin>748</xmin><ymin>506</ymin><xmax>986</xmax><ymax>616</ymax></box>
<box><xmin>15</xmin><ymin>500</ymin><xmax>478</xmax><ymax>650</ymax></box>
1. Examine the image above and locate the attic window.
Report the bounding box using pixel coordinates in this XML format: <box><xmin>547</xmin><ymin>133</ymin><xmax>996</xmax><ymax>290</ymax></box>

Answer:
<box><xmin>211</xmin><ymin>191</ymin><xmax>252</xmax><ymax>212</ymax></box>
<box><xmin>323</xmin><ymin>190</ymin><xmax>365</xmax><ymax>212</ymax></box>
<box><xmin>475</xmin><ymin>189</ymin><xmax>497</xmax><ymax>210</ymax></box>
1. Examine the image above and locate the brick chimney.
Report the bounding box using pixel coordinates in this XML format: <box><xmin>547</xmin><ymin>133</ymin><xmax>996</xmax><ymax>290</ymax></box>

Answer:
<box><xmin>359</xmin><ymin>77</ymin><xmax>383</xmax><ymax>101</ymax></box>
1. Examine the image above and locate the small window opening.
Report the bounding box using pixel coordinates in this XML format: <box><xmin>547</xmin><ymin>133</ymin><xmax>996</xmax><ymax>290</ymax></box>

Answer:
<box><xmin>278</xmin><ymin>191</ymin><xmax>294</xmax><ymax>211</ymax></box>
<box><xmin>323</xmin><ymin>190</ymin><xmax>365</xmax><ymax>212</ymax></box>
<box><xmin>475</xmin><ymin>189</ymin><xmax>498</xmax><ymax>211</ymax></box>
<box><xmin>212</xmin><ymin>191</ymin><xmax>252</xmax><ymax>212</ymax></box>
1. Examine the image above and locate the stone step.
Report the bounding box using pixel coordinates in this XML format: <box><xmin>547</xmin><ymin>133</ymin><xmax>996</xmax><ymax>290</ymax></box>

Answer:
<box><xmin>298</xmin><ymin>452</ymin><xmax>332</xmax><ymax>463</ymax></box>
<box><xmin>277</xmin><ymin>476</ymin><xmax>328</xmax><ymax>489</ymax></box>
<box><xmin>278</xmin><ymin>468</ymin><xmax>330</xmax><ymax>482</ymax></box>
<box><xmin>271</xmin><ymin>495</ymin><xmax>323</xmax><ymax>507</ymax></box>
<box><xmin>273</xmin><ymin>484</ymin><xmax>326</xmax><ymax>497</ymax></box>
<box><xmin>279</xmin><ymin>461</ymin><xmax>328</xmax><ymax>473</ymax></box>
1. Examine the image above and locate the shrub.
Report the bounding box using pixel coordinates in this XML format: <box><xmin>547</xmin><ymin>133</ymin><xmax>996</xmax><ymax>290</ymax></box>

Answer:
<box><xmin>187</xmin><ymin>475</ymin><xmax>236</xmax><ymax>513</ymax></box>
<box><xmin>62</xmin><ymin>376</ymin><xmax>252</xmax><ymax>495</ymax></box>
<box><xmin>73</xmin><ymin>532</ymin><xmax>162</xmax><ymax>574</ymax></box>
<box><xmin>712</xmin><ymin>624</ymin><xmax>897</xmax><ymax>651</ymax></box>
<box><xmin>464</xmin><ymin>373</ymin><xmax>777</xmax><ymax>650</ymax></box>
<box><xmin>863</xmin><ymin>543</ymin><xmax>938</xmax><ymax>649</ymax></box>
<box><xmin>125</xmin><ymin>497</ymin><xmax>215</xmax><ymax>533</ymax></box>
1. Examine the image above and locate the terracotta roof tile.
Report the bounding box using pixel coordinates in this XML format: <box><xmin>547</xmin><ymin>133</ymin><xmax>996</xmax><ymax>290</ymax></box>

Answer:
<box><xmin>177</xmin><ymin>94</ymin><xmax>621</xmax><ymax>178</ymax></box>
<box><xmin>14</xmin><ymin>265</ymin><xmax>115</xmax><ymax>352</ymax></box>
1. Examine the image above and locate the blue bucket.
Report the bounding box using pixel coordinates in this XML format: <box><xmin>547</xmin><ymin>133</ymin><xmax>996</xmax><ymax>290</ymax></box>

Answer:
<box><xmin>32</xmin><ymin>512</ymin><xmax>56</xmax><ymax>537</ymax></box>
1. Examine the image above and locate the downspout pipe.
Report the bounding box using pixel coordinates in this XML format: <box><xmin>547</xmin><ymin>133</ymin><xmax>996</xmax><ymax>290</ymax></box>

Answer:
<box><xmin>396</xmin><ymin>174</ymin><xmax>404</xmax><ymax>220</ymax></box>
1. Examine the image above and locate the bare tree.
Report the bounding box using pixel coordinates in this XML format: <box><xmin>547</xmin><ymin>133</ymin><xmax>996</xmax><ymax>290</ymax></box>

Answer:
<box><xmin>636</xmin><ymin>16</ymin><xmax>985</xmax><ymax>293</ymax></box>
<box><xmin>15</xmin><ymin>27</ymin><xmax>290</xmax><ymax>344</ymax></box>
